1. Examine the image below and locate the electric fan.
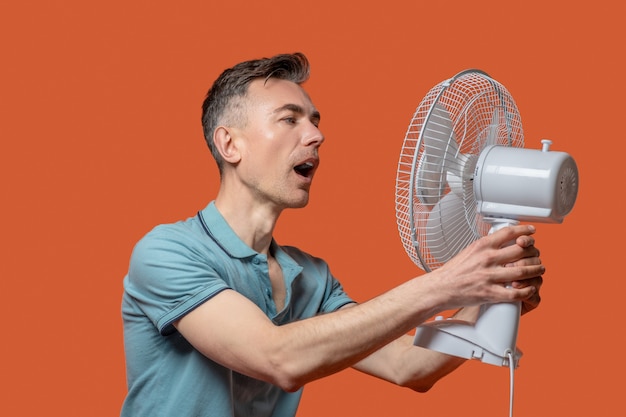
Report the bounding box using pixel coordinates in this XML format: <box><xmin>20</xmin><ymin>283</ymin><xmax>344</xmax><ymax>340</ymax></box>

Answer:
<box><xmin>395</xmin><ymin>69</ymin><xmax>579</xmax><ymax>368</ymax></box>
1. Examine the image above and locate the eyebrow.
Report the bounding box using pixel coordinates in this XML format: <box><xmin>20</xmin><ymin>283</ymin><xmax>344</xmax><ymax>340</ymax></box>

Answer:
<box><xmin>274</xmin><ymin>103</ymin><xmax>321</xmax><ymax>123</ymax></box>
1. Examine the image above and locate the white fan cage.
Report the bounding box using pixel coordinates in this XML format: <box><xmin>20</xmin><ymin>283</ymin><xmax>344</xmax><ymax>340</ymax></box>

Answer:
<box><xmin>395</xmin><ymin>70</ymin><xmax>524</xmax><ymax>271</ymax></box>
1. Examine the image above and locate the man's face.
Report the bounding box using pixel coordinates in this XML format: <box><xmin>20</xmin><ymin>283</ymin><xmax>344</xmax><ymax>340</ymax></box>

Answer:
<box><xmin>231</xmin><ymin>78</ymin><xmax>324</xmax><ymax>210</ymax></box>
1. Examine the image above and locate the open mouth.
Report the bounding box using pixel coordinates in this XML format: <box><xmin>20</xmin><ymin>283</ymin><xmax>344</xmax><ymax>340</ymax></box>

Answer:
<box><xmin>294</xmin><ymin>161</ymin><xmax>316</xmax><ymax>178</ymax></box>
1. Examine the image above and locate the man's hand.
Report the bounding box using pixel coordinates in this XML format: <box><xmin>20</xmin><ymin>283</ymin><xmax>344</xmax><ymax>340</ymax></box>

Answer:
<box><xmin>507</xmin><ymin>232</ymin><xmax>543</xmax><ymax>315</ymax></box>
<box><xmin>426</xmin><ymin>225</ymin><xmax>545</xmax><ymax>312</ymax></box>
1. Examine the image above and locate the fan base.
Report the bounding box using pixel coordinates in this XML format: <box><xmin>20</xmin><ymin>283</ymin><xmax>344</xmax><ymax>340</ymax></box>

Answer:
<box><xmin>413</xmin><ymin>313</ymin><xmax>522</xmax><ymax>367</ymax></box>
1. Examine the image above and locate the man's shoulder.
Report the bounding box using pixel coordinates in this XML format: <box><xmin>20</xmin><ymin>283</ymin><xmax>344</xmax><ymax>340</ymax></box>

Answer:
<box><xmin>132</xmin><ymin>214</ymin><xmax>205</xmax><ymax>255</ymax></box>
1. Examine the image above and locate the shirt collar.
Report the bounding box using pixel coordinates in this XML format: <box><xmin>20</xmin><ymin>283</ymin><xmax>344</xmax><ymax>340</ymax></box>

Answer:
<box><xmin>198</xmin><ymin>202</ymin><xmax>302</xmax><ymax>276</ymax></box>
<box><xmin>198</xmin><ymin>201</ymin><xmax>258</xmax><ymax>259</ymax></box>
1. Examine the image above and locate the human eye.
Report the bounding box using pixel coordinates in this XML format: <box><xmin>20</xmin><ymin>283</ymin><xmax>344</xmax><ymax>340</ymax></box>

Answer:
<box><xmin>279</xmin><ymin>113</ymin><xmax>299</xmax><ymax>126</ymax></box>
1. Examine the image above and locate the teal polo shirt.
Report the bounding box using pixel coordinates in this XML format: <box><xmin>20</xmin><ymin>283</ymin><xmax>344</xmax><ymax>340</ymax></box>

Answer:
<box><xmin>121</xmin><ymin>201</ymin><xmax>354</xmax><ymax>417</ymax></box>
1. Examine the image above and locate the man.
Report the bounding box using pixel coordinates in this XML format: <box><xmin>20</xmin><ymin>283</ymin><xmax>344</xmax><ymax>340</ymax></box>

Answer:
<box><xmin>121</xmin><ymin>52</ymin><xmax>544</xmax><ymax>417</ymax></box>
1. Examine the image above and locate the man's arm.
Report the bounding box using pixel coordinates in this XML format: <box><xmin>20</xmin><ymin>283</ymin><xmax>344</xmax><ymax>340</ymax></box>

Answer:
<box><xmin>174</xmin><ymin>225</ymin><xmax>543</xmax><ymax>392</ymax></box>
<box><xmin>351</xmin><ymin>248</ymin><xmax>544</xmax><ymax>392</ymax></box>
<box><xmin>174</xmin><ymin>277</ymin><xmax>446</xmax><ymax>392</ymax></box>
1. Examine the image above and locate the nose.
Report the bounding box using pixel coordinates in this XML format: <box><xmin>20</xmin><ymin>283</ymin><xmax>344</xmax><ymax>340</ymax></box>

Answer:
<box><xmin>302</xmin><ymin>121</ymin><xmax>324</xmax><ymax>147</ymax></box>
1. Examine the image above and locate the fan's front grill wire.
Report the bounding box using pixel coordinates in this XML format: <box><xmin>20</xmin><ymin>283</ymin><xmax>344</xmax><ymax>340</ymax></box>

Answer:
<box><xmin>396</xmin><ymin>71</ymin><xmax>523</xmax><ymax>271</ymax></box>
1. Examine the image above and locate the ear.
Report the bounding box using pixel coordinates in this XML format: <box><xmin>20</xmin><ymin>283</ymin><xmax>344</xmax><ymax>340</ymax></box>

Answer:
<box><xmin>213</xmin><ymin>126</ymin><xmax>242</xmax><ymax>164</ymax></box>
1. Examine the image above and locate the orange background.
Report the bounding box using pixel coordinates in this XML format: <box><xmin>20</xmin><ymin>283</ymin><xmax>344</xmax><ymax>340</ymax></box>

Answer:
<box><xmin>1</xmin><ymin>1</ymin><xmax>624</xmax><ymax>416</ymax></box>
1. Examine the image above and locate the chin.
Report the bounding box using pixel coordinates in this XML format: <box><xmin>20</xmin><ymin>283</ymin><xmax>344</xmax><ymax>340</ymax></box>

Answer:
<box><xmin>290</xmin><ymin>198</ymin><xmax>309</xmax><ymax>209</ymax></box>
<box><xmin>286</xmin><ymin>193</ymin><xmax>310</xmax><ymax>209</ymax></box>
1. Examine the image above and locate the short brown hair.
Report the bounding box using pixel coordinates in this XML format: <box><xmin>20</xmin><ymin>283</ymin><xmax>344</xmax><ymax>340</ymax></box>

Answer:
<box><xmin>201</xmin><ymin>52</ymin><xmax>311</xmax><ymax>173</ymax></box>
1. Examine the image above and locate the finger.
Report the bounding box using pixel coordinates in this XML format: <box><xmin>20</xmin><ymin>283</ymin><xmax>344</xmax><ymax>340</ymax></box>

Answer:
<box><xmin>505</xmin><ymin>224</ymin><xmax>536</xmax><ymax>240</ymax></box>
<box><xmin>515</xmin><ymin>234</ymin><xmax>536</xmax><ymax>249</ymax></box>
<box><xmin>510</xmin><ymin>275</ymin><xmax>544</xmax><ymax>289</ymax></box>
<box><xmin>494</xmin><ymin>264</ymin><xmax>545</xmax><ymax>287</ymax></box>
<box><xmin>489</xmin><ymin>224</ymin><xmax>536</xmax><ymax>250</ymax></box>
<box><xmin>521</xmin><ymin>290</ymin><xmax>542</xmax><ymax>315</ymax></box>
<box><xmin>505</xmin><ymin>254</ymin><xmax>542</xmax><ymax>268</ymax></box>
<box><xmin>499</xmin><ymin>245</ymin><xmax>541</xmax><ymax>268</ymax></box>
<box><xmin>502</xmin><ymin>284</ymin><xmax>537</xmax><ymax>301</ymax></box>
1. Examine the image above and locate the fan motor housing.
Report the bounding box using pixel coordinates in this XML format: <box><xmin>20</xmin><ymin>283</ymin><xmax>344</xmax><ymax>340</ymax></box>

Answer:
<box><xmin>473</xmin><ymin>145</ymin><xmax>579</xmax><ymax>223</ymax></box>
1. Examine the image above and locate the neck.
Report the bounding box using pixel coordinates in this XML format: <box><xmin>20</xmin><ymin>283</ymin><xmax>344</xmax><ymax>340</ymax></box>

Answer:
<box><xmin>214</xmin><ymin>189</ymin><xmax>281</xmax><ymax>255</ymax></box>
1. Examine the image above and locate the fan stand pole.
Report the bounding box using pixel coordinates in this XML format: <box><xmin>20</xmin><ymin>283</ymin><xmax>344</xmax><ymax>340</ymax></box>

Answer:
<box><xmin>478</xmin><ymin>219</ymin><xmax>523</xmax><ymax>364</ymax></box>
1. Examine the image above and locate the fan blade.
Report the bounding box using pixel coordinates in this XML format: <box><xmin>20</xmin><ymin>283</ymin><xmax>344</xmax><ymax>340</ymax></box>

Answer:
<box><xmin>445</xmin><ymin>152</ymin><xmax>473</xmax><ymax>198</ymax></box>
<box><xmin>416</xmin><ymin>104</ymin><xmax>457</xmax><ymax>206</ymax></box>
<box><xmin>415</xmin><ymin>152</ymin><xmax>443</xmax><ymax>206</ymax></box>
<box><xmin>487</xmin><ymin>108</ymin><xmax>501</xmax><ymax>147</ymax></box>
<box><xmin>425</xmin><ymin>192</ymin><xmax>473</xmax><ymax>264</ymax></box>
<box><xmin>424</xmin><ymin>103</ymin><xmax>455</xmax><ymax>151</ymax></box>
<box><xmin>479</xmin><ymin>106</ymin><xmax>507</xmax><ymax>148</ymax></box>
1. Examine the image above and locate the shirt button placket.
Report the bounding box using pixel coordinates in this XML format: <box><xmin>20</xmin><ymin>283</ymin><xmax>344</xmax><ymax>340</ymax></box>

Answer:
<box><xmin>253</xmin><ymin>256</ymin><xmax>272</xmax><ymax>302</ymax></box>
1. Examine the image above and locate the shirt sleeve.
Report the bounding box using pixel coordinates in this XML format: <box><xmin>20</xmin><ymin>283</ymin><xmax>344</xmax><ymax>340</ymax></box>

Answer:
<box><xmin>124</xmin><ymin>224</ymin><xmax>231</xmax><ymax>335</ymax></box>
<box><xmin>320</xmin><ymin>267</ymin><xmax>355</xmax><ymax>313</ymax></box>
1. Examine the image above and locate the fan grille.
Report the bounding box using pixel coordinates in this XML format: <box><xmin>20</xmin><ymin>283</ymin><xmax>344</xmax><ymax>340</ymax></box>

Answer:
<box><xmin>396</xmin><ymin>70</ymin><xmax>524</xmax><ymax>271</ymax></box>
